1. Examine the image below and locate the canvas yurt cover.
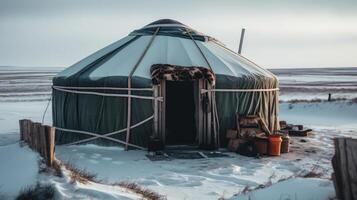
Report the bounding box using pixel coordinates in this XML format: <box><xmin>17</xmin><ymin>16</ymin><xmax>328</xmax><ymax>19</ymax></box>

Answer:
<box><xmin>53</xmin><ymin>19</ymin><xmax>279</xmax><ymax>149</ymax></box>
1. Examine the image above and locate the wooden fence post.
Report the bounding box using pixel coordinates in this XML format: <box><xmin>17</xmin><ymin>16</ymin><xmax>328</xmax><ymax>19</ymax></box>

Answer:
<box><xmin>28</xmin><ymin>121</ymin><xmax>34</xmax><ymax>149</ymax></box>
<box><xmin>31</xmin><ymin>123</ymin><xmax>40</xmax><ymax>150</ymax></box>
<box><xmin>39</xmin><ymin>125</ymin><xmax>47</xmax><ymax>158</ymax></box>
<box><xmin>19</xmin><ymin>119</ymin><xmax>32</xmax><ymax>142</ymax></box>
<box><xmin>332</xmin><ymin>137</ymin><xmax>357</xmax><ymax>200</ymax></box>
<box><xmin>19</xmin><ymin>119</ymin><xmax>55</xmax><ymax>167</ymax></box>
<box><xmin>24</xmin><ymin>120</ymin><xmax>32</xmax><ymax>143</ymax></box>
<box><xmin>44</xmin><ymin>125</ymin><xmax>55</xmax><ymax>167</ymax></box>
<box><xmin>19</xmin><ymin>119</ymin><xmax>25</xmax><ymax>141</ymax></box>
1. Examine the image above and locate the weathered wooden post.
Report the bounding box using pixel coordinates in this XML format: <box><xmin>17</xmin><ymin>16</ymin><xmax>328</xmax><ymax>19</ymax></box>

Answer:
<box><xmin>332</xmin><ymin>137</ymin><xmax>357</xmax><ymax>200</ymax></box>
<box><xmin>39</xmin><ymin>125</ymin><xmax>47</xmax><ymax>158</ymax></box>
<box><xmin>19</xmin><ymin>119</ymin><xmax>31</xmax><ymax>142</ymax></box>
<box><xmin>19</xmin><ymin>119</ymin><xmax>25</xmax><ymax>141</ymax></box>
<box><xmin>24</xmin><ymin>120</ymin><xmax>31</xmax><ymax>143</ymax></box>
<box><xmin>28</xmin><ymin>121</ymin><xmax>34</xmax><ymax>149</ymax></box>
<box><xmin>44</xmin><ymin>125</ymin><xmax>55</xmax><ymax>167</ymax></box>
<box><xmin>31</xmin><ymin>122</ymin><xmax>41</xmax><ymax>150</ymax></box>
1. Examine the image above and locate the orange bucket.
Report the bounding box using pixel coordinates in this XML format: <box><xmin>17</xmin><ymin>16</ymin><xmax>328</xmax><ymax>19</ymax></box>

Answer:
<box><xmin>268</xmin><ymin>135</ymin><xmax>282</xmax><ymax>156</ymax></box>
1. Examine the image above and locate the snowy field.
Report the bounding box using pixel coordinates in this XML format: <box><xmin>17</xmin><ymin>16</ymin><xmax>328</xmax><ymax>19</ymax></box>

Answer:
<box><xmin>270</xmin><ymin>67</ymin><xmax>357</xmax><ymax>101</ymax></box>
<box><xmin>0</xmin><ymin>66</ymin><xmax>356</xmax><ymax>199</ymax></box>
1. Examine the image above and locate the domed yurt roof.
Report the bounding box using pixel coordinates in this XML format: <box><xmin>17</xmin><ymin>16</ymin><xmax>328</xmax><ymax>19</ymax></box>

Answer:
<box><xmin>54</xmin><ymin>19</ymin><xmax>277</xmax><ymax>86</ymax></box>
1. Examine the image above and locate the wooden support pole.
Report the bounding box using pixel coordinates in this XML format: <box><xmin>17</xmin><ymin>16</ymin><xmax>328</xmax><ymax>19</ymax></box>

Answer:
<box><xmin>153</xmin><ymin>86</ymin><xmax>159</xmax><ymax>138</ymax></box>
<box><xmin>238</xmin><ymin>28</ymin><xmax>245</xmax><ymax>54</ymax></box>
<box><xmin>125</xmin><ymin>28</ymin><xmax>160</xmax><ymax>150</ymax></box>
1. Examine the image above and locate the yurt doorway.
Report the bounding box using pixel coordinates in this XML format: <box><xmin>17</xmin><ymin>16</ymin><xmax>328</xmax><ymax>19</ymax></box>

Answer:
<box><xmin>151</xmin><ymin>64</ymin><xmax>218</xmax><ymax>149</ymax></box>
<box><xmin>165</xmin><ymin>80</ymin><xmax>197</xmax><ymax>145</ymax></box>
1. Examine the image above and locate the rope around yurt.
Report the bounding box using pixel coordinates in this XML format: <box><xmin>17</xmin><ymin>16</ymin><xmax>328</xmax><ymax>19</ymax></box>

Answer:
<box><xmin>49</xmin><ymin>86</ymin><xmax>160</xmax><ymax>150</ymax></box>
<box><xmin>48</xmin><ymin>85</ymin><xmax>279</xmax><ymax>150</ymax></box>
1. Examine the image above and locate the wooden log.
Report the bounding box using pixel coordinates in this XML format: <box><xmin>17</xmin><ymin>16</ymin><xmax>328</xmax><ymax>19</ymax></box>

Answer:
<box><xmin>44</xmin><ymin>125</ymin><xmax>55</xmax><ymax>167</ymax></box>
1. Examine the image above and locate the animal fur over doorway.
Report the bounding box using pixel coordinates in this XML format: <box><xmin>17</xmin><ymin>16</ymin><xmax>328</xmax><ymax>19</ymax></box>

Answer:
<box><xmin>150</xmin><ymin>64</ymin><xmax>216</xmax><ymax>86</ymax></box>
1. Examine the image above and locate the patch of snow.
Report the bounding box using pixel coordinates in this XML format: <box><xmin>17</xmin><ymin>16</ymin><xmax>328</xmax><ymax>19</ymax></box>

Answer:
<box><xmin>230</xmin><ymin>177</ymin><xmax>335</xmax><ymax>200</ymax></box>
<box><xmin>55</xmin><ymin>135</ymin><xmax>344</xmax><ymax>200</ymax></box>
<box><xmin>280</xmin><ymin>101</ymin><xmax>357</xmax><ymax>129</ymax></box>
<box><xmin>0</xmin><ymin>143</ymin><xmax>39</xmax><ymax>199</ymax></box>
<box><xmin>0</xmin><ymin>101</ymin><xmax>52</xmax><ymax>145</ymax></box>
<box><xmin>38</xmin><ymin>171</ymin><xmax>143</xmax><ymax>200</ymax></box>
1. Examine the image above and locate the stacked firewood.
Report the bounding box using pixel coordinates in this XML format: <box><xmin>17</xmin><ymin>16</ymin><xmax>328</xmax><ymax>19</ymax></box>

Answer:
<box><xmin>226</xmin><ymin>115</ymin><xmax>268</xmax><ymax>154</ymax></box>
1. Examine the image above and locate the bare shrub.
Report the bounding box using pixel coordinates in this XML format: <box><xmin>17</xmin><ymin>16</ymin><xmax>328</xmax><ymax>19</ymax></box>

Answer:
<box><xmin>113</xmin><ymin>181</ymin><xmax>166</xmax><ymax>200</ymax></box>
<box><xmin>235</xmin><ymin>173</ymin><xmax>294</xmax><ymax>197</ymax></box>
<box><xmin>16</xmin><ymin>184</ymin><xmax>55</xmax><ymax>200</ymax></box>
<box><xmin>63</xmin><ymin>162</ymin><xmax>99</xmax><ymax>184</ymax></box>
<box><xmin>297</xmin><ymin>160</ymin><xmax>325</xmax><ymax>178</ymax></box>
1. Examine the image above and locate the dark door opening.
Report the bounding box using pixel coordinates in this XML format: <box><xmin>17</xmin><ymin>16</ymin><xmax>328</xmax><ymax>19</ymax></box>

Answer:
<box><xmin>165</xmin><ymin>81</ymin><xmax>196</xmax><ymax>145</ymax></box>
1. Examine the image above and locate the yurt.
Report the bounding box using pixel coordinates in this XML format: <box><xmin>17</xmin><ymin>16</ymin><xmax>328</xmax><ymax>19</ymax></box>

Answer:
<box><xmin>52</xmin><ymin>19</ymin><xmax>279</xmax><ymax>150</ymax></box>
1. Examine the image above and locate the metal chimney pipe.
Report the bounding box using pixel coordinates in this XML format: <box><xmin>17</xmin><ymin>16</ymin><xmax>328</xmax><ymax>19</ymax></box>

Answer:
<box><xmin>238</xmin><ymin>28</ymin><xmax>245</xmax><ymax>54</ymax></box>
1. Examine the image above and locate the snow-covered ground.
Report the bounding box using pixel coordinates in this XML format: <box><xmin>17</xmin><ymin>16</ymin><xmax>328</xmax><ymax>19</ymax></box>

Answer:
<box><xmin>0</xmin><ymin>144</ymin><xmax>39</xmax><ymax>199</ymax></box>
<box><xmin>0</xmin><ymin>67</ymin><xmax>356</xmax><ymax>199</ymax></box>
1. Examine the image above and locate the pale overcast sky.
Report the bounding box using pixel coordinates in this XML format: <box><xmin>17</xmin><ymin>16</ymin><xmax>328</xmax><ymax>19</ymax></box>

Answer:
<box><xmin>0</xmin><ymin>0</ymin><xmax>356</xmax><ymax>68</ymax></box>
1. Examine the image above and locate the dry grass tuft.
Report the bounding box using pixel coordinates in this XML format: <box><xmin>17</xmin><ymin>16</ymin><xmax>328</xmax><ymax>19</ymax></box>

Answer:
<box><xmin>113</xmin><ymin>181</ymin><xmax>166</xmax><ymax>200</ymax></box>
<box><xmin>16</xmin><ymin>184</ymin><xmax>55</xmax><ymax>200</ymax></box>
<box><xmin>51</xmin><ymin>159</ymin><xmax>63</xmax><ymax>177</ymax></box>
<box><xmin>235</xmin><ymin>173</ymin><xmax>294</xmax><ymax>197</ymax></box>
<box><xmin>297</xmin><ymin>161</ymin><xmax>325</xmax><ymax>179</ymax></box>
<box><xmin>300</xmin><ymin>171</ymin><xmax>324</xmax><ymax>178</ymax></box>
<box><xmin>63</xmin><ymin>162</ymin><xmax>99</xmax><ymax>184</ymax></box>
<box><xmin>38</xmin><ymin>158</ymin><xmax>63</xmax><ymax>178</ymax></box>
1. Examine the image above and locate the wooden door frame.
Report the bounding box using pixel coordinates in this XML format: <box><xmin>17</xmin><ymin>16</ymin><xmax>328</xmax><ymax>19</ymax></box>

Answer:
<box><xmin>153</xmin><ymin>79</ymin><xmax>213</xmax><ymax>147</ymax></box>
